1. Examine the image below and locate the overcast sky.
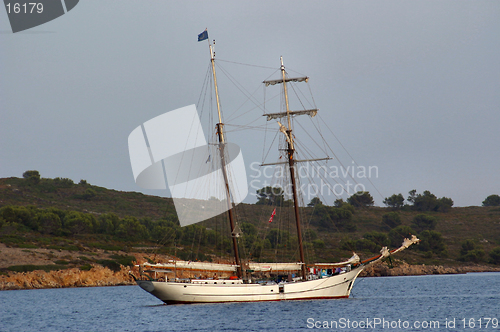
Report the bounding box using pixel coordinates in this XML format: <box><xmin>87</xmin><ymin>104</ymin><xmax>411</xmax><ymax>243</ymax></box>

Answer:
<box><xmin>1</xmin><ymin>1</ymin><xmax>499</xmax><ymax>207</ymax></box>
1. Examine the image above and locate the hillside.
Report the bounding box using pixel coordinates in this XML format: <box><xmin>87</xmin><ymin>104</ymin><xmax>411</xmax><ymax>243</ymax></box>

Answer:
<box><xmin>1</xmin><ymin>174</ymin><xmax>500</xmax><ymax>289</ymax></box>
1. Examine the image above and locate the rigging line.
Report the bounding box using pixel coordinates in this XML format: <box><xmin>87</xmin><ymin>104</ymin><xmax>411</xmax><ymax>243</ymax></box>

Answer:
<box><xmin>214</xmin><ymin>62</ymin><xmax>266</xmax><ymax>116</ymax></box>
<box><xmin>314</xmin><ymin>116</ymin><xmax>329</xmax><ymax>165</ymax></box>
<box><xmin>225</xmin><ymin>124</ymin><xmax>269</xmax><ymax>130</ymax></box>
<box><xmin>287</xmin><ymin>81</ymin><xmax>308</xmax><ymax>111</ymax></box>
<box><xmin>262</xmin><ymin>129</ymin><xmax>280</xmax><ymax>165</ymax></box>
<box><xmin>291</xmin><ymin>145</ymin><xmax>352</xmax><ymax>201</ymax></box>
<box><xmin>197</xmin><ymin>64</ymin><xmax>213</xmax><ymax>114</ymax></box>
<box><xmin>317</xmin><ymin>114</ymin><xmax>385</xmax><ymax>200</ymax></box>
<box><xmin>307</xmin><ymin>80</ymin><xmax>318</xmax><ymax>109</ymax></box>
<box><xmin>228</xmin><ymin>91</ymin><xmax>282</xmax><ymax>124</ymax></box>
<box><xmin>216</xmin><ymin>58</ymin><xmax>278</xmax><ymax>70</ymax></box>
<box><xmin>294</xmin><ymin>84</ymin><xmax>315</xmax><ymax>111</ymax></box>
<box><xmin>283</xmin><ymin>66</ymin><xmax>308</xmax><ymax>78</ymax></box>
<box><xmin>303</xmin><ymin>115</ymin><xmax>362</xmax><ymax>188</ymax></box>
<box><xmin>200</xmin><ymin>66</ymin><xmax>214</xmax><ymax>142</ymax></box>
<box><xmin>224</xmin><ymin>114</ymin><xmax>263</xmax><ymax>130</ymax></box>
<box><xmin>262</xmin><ymin>84</ymin><xmax>269</xmax><ymax>168</ymax></box>
<box><xmin>294</xmin><ymin>119</ymin><xmax>330</xmax><ymax>157</ymax></box>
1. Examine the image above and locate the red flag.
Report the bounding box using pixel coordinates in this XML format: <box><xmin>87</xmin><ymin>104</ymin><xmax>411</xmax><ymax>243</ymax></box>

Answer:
<box><xmin>268</xmin><ymin>208</ymin><xmax>276</xmax><ymax>223</ymax></box>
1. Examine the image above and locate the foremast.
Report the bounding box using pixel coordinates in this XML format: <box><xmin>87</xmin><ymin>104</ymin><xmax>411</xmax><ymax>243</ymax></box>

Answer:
<box><xmin>206</xmin><ymin>36</ymin><xmax>243</xmax><ymax>279</ymax></box>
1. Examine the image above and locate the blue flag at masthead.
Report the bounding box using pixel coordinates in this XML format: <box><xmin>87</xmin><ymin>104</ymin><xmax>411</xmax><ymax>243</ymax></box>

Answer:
<box><xmin>198</xmin><ymin>29</ymin><xmax>208</xmax><ymax>42</ymax></box>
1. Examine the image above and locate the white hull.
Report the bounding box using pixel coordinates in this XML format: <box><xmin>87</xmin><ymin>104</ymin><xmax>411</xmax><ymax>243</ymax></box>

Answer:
<box><xmin>136</xmin><ymin>265</ymin><xmax>364</xmax><ymax>304</ymax></box>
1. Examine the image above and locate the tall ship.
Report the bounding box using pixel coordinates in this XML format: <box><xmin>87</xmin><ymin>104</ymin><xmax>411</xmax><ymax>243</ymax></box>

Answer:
<box><xmin>131</xmin><ymin>30</ymin><xmax>419</xmax><ymax>304</ymax></box>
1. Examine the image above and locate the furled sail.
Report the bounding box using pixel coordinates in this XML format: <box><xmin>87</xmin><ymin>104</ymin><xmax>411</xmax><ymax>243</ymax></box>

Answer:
<box><xmin>142</xmin><ymin>261</ymin><xmax>238</xmax><ymax>272</ymax></box>
<box><xmin>264</xmin><ymin>109</ymin><xmax>318</xmax><ymax>121</ymax></box>
<box><xmin>263</xmin><ymin>76</ymin><xmax>308</xmax><ymax>86</ymax></box>
<box><xmin>312</xmin><ymin>253</ymin><xmax>360</xmax><ymax>268</ymax></box>
<box><xmin>248</xmin><ymin>262</ymin><xmax>304</xmax><ymax>272</ymax></box>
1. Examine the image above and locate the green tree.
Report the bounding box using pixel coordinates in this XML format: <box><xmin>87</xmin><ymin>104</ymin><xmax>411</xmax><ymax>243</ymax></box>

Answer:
<box><xmin>437</xmin><ymin>197</ymin><xmax>454</xmax><ymax>212</ymax></box>
<box><xmin>489</xmin><ymin>247</ymin><xmax>500</xmax><ymax>265</ymax></box>
<box><xmin>412</xmin><ymin>190</ymin><xmax>438</xmax><ymax>211</ymax></box>
<box><xmin>388</xmin><ymin>225</ymin><xmax>415</xmax><ymax>247</ymax></box>
<box><xmin>411</xmin><ymin>214</ymin><xmax>437</xmax><ymax>232</ymax></box>
<box><xmin>482</xmin><ymin>194</ymin><xmax>500</xmax><ymax>207</ymax></box>
<box><xmin>256</xmin><ymin>186</ymin><xmax>286</xmax><ymax>206</ymax></box>
<box><xmin>38</xmin><ymin>212</ymin><xmax>62</xmax><ymax>235</ymax></box>
<box><xmin>312</xmin><ymin>239</ymin><xmax>326</xmax><ymax>249</ymax></box>
<box><xmin>333</xmin><ymin>199</ymin><xmax>345</xmax><ymax>207</ymax></box>
<box><xmin>383</xmin><ymin>193</ymin><xmax>405</xmax><ymax>209</ymax></box>
<box><xmin>0</xmin><ymin>205</ymin><xmax>38</xmax><ymax>231</ymax></box>
<box><xmin>97</xmin><ymin>213</ymin><xmax>120</xmax><ymax>234</ymax></box>
<box><xmin>64</xmin><ymin>211</ymin><xmax>95</xmax><ymax>235</ymax></box>
<box><xmin>354</xmin><ymin>238</ymin><xmax>379</xmax><ymax>253</ymax></box>
<box><xmin>313</xmin><ymin>204</ymin><xmax>356</xmax><ymax>231</ymax></box>
<box><xmin>407</xmin><ymin>190</ymin><xmax>454</xmax><ymax>212</ymax></box>
<box><xmin>81</xmin><ymin>188</ymin><xmax>97</xmax><ymax>200</ymax></box>
<box><xmin>115</xmin><ymin>217</ymin><xmax>149</xmax><ymax>241</ymax></box>
<box><xmin>347</xmin><ymin>191</ymin><xmax>374</xmax><ymax>208</ymax></box>
<box><xmin>307</xmin><ymin>197</ymin><xmax>323</xmax><ymax>207</ymax></box>
<box><xmin>382</xmin><ymin>212</ymin><xmax>402</xmax><ymax>229</ymax></box>
<box><xmin>363</xmin><ymin>231</ymin><xmax>389</xmax><ymax>246</ymax></box>
<box><xmin>266</xmin><ymin>229</ymin><xmax>289</xmax><ymax>248</ymax></box>
<box><xmin>22</xmin><ymin>170</ymin><xmax>40</xmax><ymax>185</ymax></box>
<box><xmin>459</xmin><ymin>239</ymin><xmax>485</xmax><ymax>263</ymax></box>
<box><xmin>53</xmin><ymin>177</ymin><xmax>74</xmax><ymax>188</ymax></box>
<box><xmin>418</xmin><ymin>230</ymin><xmax>447</xmax><ymax>256</ymax></box>
<box><xmin>304</xmin><ymin>229</ymin><xmax>318</xmax><ymax>241</ymax></box>
<box><xmin>241</xmin><ymin>222</ymin><xmax>258</xmax><ymax>249</ymax></box>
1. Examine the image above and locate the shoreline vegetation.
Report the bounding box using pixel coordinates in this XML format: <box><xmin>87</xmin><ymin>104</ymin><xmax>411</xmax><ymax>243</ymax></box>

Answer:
<box><xmin>1</xmin><ymin>174</ymin><xmax>500</xmax><ymax>291</ymax></box>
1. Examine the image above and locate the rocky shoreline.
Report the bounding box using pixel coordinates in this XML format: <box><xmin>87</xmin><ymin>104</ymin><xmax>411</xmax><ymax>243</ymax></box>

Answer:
<box><xmin>2</xmin><ymin>261</ymin><xmax>499</xmax><ymax>291</ymax></box>
<box><xmin>360</xmin><ymin>261</ymin><xmax>500</xmax><ymax>277</ymax></box>
<box><xmin>0</xmin><ymin>265</ymin><xmax>136</xmax><ymax>291</ymax></box>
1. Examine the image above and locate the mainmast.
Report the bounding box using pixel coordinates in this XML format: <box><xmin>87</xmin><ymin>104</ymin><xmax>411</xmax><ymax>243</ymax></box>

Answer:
<box><xmin>279</xmin><ymin>57</ymin><xmax>307</xmax><ymax>280</ymax></box>
<box><xmin>206</xmin><ymin>37</ymin><xmax>243</xmax><ymax>279</ymax></box>
<box><xmin>261</xmin><ymin>58</ymin><xmax>327</xmax><ymax>280</ymax></box>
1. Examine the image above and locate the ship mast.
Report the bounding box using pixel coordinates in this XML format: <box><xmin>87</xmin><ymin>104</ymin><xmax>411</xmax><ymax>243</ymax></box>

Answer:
<box><xmin>279</xmin><ymin>57</ymin><xmax>307</xmax><ymax>280</ymax></box>
<box><xmin>207</xmin><ymin>38</ymin><xmax>243</xmax><ymax>279</ymax></box>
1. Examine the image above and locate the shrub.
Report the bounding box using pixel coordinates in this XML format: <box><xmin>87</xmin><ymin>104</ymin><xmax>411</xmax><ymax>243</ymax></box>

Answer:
<box><xmin>418</xmin><ymin>230</ymin><xmax>447</xmax><ymax>256</ymax></box>
<box><xmin>80</xmin><ymin>264</ymin><xmax>92</xmax><ymax>271</ymax></box>
<box><xmin>22</xmin><ymin>170</ymin><xmax>40</xmax><ymax>185</ymax></box>
<box><xmin>382</xmin><ymin>212</ymin><xmax>401</xmax><ymax>229</ymax></box>
<box><xmin>312</xmin><ymin>239</ymin><xmax>325</xmax><ymax>249</ymax></box>
<box><xmin>388</xmin><ymin>225</ymin><xmax>416</xmax><ymax>247</ymax></box>
<box><xmin>459</xmin><ymin>240</ymin><xmax>485</xmax><ymax>263</ymax></box>
<box><xmin>412</xmin><ymin>214</ymin><xmax>437</xmax><ymax>232</ymax></box>
<box><xmin>347</xmin><ymin>191</ymin><xmax>374</xmax><ymax>208</ymax></box>
<box><xmin>489</xmin><ymin>247</ymin><xmax>500</xmax><ymax>265</ymax></box>
<box><xmin>383</xmin><ymin>194</ymin><xmax>405</xmax><ymax>209</ymax></box>
<box><xmin>7</xmin><ymin>264</ymin><xmax>67</xmax><ymax>273</ymax></box>
<box><xmin>483</xmin><ymin>195</ymin><xmax>500</xmax><ymax>207</ymax></box>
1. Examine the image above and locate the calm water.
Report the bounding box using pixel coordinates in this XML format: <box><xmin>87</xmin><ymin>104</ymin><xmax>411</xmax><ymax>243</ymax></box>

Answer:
<box><xmin>1</xmin><ymin>273</ymin><xmax>499</xmax><ymax>331</ymax></box>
